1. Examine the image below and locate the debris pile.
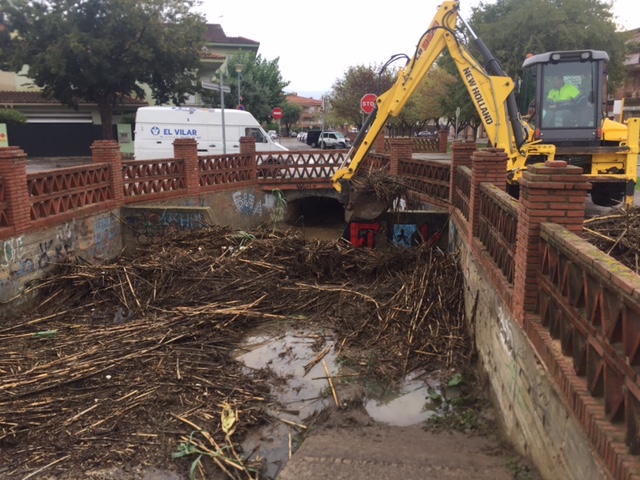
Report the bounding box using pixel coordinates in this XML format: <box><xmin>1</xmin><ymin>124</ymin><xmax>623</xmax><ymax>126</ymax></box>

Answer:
<box><xmin>350</xmin><ymin>169</ymin><xmax>409</xmax><ymax>205</ymax></box>
<box><xmin>583</xmin><ymin>205</ymin><xmax>640</xmax><ymax>273</ymax></box>
<box><xmin>0</xmin><ymin>225</ymin><xmax>469</xmax><ymax>479</ymax></box>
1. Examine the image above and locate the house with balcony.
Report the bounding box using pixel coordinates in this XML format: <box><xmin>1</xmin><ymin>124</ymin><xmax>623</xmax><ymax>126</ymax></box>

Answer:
<box><xmin>0</xmin><ymin>24</ymin><xmax>259</xmax><ymax>156</ymax></box>
<box><xmin>286</xmin><ymin>94</ymin><xmax>323</xmax><ymax>131</ymax></box>
<box><xmin>612</xmin><ymin>27</ymin><xmax>640</xmax><ymax>119</ymax></box>
<box><xmin>183</xmin><ymin>24</ymin><xmax>259</xmax><ymax>107</ymax></box>
<box><xmin>0</xmin><ymin>24</ymin><xmax>259</xmax><ymax>119</ymax></box>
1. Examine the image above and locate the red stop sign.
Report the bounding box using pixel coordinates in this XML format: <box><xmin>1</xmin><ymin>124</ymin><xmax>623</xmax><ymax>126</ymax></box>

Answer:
<box><xmin>360</xmin><ymin>93</ymin><xmax>377</xmax><ymax>115</ymax></box>
<box><xmin>272</xmin><ymin>107</ymin><xmax>283</xmax><ymax>120</ymax></box>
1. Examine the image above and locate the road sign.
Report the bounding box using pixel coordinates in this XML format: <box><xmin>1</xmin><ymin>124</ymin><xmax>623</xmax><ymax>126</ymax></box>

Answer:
<box><xmin>201</xmin><ymin>81</ymin><xmax>230</xmax><ymax>93</ymax></box>
<box><xmin>272</xmin><ymin>107</ymin><xmax>283</xmax><ymax>120</ymax></box>
<box><xmin>360</xmin><ymin>93</ymin><xmax>377</xmax><ymax>115</ymax></box>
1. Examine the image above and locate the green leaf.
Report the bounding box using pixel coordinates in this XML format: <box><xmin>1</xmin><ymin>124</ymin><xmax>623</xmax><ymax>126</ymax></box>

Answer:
<box><xmin>32</xmin><ymin>330</ymin><xmax>58</xmax><ymax>338</ymax></box>
<box><xmin>448</xmin><ymin>373</ymin><xmax>463</xmax><ymax>387</ymax></box>
<box><xmin>189</xmin><ymin>454</ymin><xmax>202</xmax><ymax>480</ymax></box>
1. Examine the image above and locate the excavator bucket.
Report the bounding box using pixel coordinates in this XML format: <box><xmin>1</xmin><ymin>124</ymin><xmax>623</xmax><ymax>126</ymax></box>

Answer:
<box><xmin>338</xmin><ymin>172</ymin><xmax>407</xmax><ymax>222</ymax></box>
<box><xmin>341</xmin><ymin>184</ymin><xmax>393</xmax><ymax>221</ymax></box>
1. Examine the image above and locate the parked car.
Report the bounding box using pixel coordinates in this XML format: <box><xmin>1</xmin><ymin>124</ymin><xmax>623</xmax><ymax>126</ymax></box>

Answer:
<box><xmin>317</xmin><ymin>131</ymin><xmax>351</xmax><ymax>149</ymax></box>
<box><xmin>267</xmin><ymin>130</ymin><xmax>278</xmax><ymax>140</ymax></box>
<box><xmin>297</xmin><ymin>132</ymin><xmax>307</xmax><ymax>142</ymax></box>
<box><xmin>306</xmin><ymin>129</ymin><xmax>322</xmax><ymax>148</ymax></box>
<box><xmin>417</xmin><ymin>130</ymin><xmax>437</xmax><ymax>138</ymax></box>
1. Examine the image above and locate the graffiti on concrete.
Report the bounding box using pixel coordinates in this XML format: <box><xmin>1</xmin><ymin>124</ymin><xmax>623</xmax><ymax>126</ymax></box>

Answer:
<box><xmin>233</xmin><ymin>191</ymin><xmax>263</xmax><ymax>215</ymax></box>
<box><xmin>94</xmin><ymin>215</ymin><xmax>118</xmax><ymax>245</ymax></box>
<box><xmin>2</xmin><ymin>236</ymin><xmax>24</xmax><ymax>268</ymax></box>
<box><xmin>0</xmin><ymin>218</ymin><xmax>120</xmax><ymax>302</ymax></box>
<box><xmin>125</xmin><ymin>209</ymin><xmax>208</xmax><ymax>245</ymax></box>
<box><xmin>55</xmin><ymin>222</ymin><xmax>75</xmax><ymax>258</ymax></box>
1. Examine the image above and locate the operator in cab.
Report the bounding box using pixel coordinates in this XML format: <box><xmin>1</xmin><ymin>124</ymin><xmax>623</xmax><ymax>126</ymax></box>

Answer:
<box><xmin>547</xmin><ymin>75</ymin><xmax>580</xmax><ymax>103</ymax></box>
<box><xmin>545</xmin><ymin>75</ymin><xmax>580</xmax><ymax>127</ymax></box>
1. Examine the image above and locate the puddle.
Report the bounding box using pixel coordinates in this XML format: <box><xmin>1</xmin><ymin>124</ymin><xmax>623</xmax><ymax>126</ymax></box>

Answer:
<box><xmin>233</xmin><ymin>322</ymin><xmax>447</xmax><ymax>479</ymax></box>
<box><xmin>364</xmin><ymin>370</ymin><xmax>443</xmax><ymax>427</ymax></box>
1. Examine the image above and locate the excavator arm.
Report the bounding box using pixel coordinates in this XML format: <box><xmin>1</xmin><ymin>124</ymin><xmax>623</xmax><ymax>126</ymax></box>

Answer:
<box><xmin>332</xmin><ymin>0</ymin><xmax>539</xmax><ymax>217</ymax></box>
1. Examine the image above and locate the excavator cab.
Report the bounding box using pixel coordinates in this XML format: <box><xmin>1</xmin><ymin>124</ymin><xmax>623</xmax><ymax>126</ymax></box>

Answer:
<box><xmin>518</xmin><ymin>50</ymin><xmax>636</xmax><ymax>206</ymax></box>
<box><xmin>519</xmin><ymin>50</ymin><xmax>608</xmax><ymax>147</ymax></box>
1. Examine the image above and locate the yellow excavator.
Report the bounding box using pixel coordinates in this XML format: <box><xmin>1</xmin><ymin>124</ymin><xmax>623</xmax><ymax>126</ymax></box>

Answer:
<box><xmin>332</xmin><ymin>0</ymin><xmax>639</xmax><ymax>220</ymax></box>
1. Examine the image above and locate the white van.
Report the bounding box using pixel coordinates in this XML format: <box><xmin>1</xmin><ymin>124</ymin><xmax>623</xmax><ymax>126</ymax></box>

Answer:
<box><xmin>134</xmin><ymin>106</ymin><xmax>288</xmax><ymax>160</ymax></box>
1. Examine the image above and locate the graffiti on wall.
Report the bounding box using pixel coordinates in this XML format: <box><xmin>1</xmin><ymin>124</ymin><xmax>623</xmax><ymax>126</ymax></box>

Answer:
<box><xmin>349</xmin><ymin>219</ymin><xmax>443</xmax><ymax>249</ymax></box>
<box><xmin>0</xmin><ymin>215</ymin><xmax>123</xmax><ymax>302</ymax></box>
<box><xmin>125</xmin><ymin>209</ymin><xmax>208</xmax><ymax>245</ymax></box>
<box><xmin>233</xmin><ymin>191</ymin><xmax>263</xmax><ymax>215</ymax></box>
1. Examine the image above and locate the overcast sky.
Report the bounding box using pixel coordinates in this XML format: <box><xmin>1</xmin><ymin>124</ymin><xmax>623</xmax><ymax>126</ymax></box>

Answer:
<box><xmin>197</xmin><ymin>0</ymin><xmax>637</xmax><ymax>99</ymax></box>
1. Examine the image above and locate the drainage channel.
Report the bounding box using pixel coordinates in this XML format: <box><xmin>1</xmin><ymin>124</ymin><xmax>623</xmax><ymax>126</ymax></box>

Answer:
<box><xmin>233</xmin><ymin>321</ymin><xmax>447</xmax><ymax>479</ymax></box>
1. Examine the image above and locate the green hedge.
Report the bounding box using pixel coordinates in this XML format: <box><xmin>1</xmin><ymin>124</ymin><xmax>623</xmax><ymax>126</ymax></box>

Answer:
<box><xmin>0</xmin><ymin>109</ymin><xmax>27</xmax><ymax>124</ymax></box>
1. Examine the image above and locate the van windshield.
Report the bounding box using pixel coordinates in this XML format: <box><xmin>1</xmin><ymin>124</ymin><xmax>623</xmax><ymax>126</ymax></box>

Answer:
<box><xmin>246</xmin><ymin>127</ymin><xmax>268</xmax><ymax>143</ymax></box>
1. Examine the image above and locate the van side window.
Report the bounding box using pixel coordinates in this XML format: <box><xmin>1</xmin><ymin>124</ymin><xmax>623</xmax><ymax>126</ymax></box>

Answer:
<box><xmin>246</xmin><ymin>128</ymin><xmax>268</xmax><ymax>143</ymax></box>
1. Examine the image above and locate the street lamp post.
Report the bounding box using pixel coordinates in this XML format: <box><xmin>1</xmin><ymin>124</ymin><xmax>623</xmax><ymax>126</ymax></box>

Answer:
<box><xmin>201</xmin><ymin>73</ymin><xmax>231</xmax><ymax>154</ymax></box>
<box><xmin>235</xmin><ymin>64</ymin><xmax>243</xmax><ymax>108</ymax></box>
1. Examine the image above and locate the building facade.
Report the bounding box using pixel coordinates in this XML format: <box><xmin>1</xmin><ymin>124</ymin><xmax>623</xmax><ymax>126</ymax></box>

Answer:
<box><xmin>286</xmin><ymin>94</ymin><xmax>323</xmax><ymax>131</ymax></box>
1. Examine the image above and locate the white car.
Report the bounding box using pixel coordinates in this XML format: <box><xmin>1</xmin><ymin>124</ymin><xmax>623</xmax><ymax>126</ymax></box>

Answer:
<box><xmin>318</xmin><ymin>131</ymin><xmax>350</xmax><ymax>149</ymax></box>
<box><xmin>268</xmin><ymin>130</ymin><xmax>278</xmax><ymax>140</ymax></box>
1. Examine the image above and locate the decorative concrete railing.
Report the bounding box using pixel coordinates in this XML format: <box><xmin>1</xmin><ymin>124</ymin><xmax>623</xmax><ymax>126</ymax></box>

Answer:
<box><xmin>398</xmin><ymin>156</ymin><xmax>450</xmax><ymax>202</ymax></box>
<box><xmin>531</xmin><ymin>222</ymin><xmax>640</xmax><ymax>478</ymax></box>
<box><xmin>255</xmin><ymin>150</ymin><xmax>347</xmax><ymax>189</ymax></box>
<box><xmin>452</xmin><ymin>166</ymin><xmax>471</xmax><ymax>221</ymax></box>
<box><xmin>121</xmin><ymin>158</ymin><xmax>187</xmax><ymax>200</ymax></box>
<box><xmin>477</xmin><ymin>183</ymin><xmax>519</xmax><ymax>284</ymax></box>
<box><xmin>381</xmin><ymin>130</ymin><xmax>449</xmax><ymax>154</ymax></box>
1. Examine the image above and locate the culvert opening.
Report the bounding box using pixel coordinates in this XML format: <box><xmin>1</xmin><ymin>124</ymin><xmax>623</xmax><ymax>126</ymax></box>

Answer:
<box><xmin>286</xmin><ymin>196</ymin><xmax>345</xmax><ymax>227</ymax></box>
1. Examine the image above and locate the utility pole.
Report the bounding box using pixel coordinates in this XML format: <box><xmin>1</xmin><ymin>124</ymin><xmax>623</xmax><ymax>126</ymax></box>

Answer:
<box><xmin>201</xmin><ymin>77</ymin><xmax>231</xmax><ymax>154</ymax></box>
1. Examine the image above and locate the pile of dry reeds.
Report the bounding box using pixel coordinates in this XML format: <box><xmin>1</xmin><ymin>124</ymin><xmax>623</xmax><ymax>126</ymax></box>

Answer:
<box><xmin>350</xmin><ymin>170</ymin><xmax>410</xmax><ymax>204</ymax></box>
<box><xmin>0</xmin><ymin>225</ymin><xmax>469</xmax><ymax>479</ymax></box>
<box><xmin>583</xmin><ymin>205</ymin><xmax>640</xmax><ymax>273</ymax></box>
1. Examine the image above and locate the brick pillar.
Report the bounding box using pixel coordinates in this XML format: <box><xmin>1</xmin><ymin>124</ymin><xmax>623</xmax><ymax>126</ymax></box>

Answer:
<box><xmin>240</xmin><ymin>136</ymin><xmax>257</xmax><ymax>182</ymax></box>
<box><xmin>468</xmin><ymin>148</ymin><xmax>509</xmax><ymax>239</ymax></box>
<box><xmin>173</xmin><ymin>138</ymin><xmax>200</xmax><ymax>196</ymax></box>
<box><xmin>438</xmin><ymin>128</ymin><xmax>449</xmax><ymax>153</ymax></box>
<box><xmin>0</xmin><ymin>147</ymin><xmax>30</xmax><ymax>234</ymax></box>
<box><xmin>449</xmin><ymin>140</ymin><xmax>476</xmax><ymax>204</ymax></box>
<box><xmin>512</xmin><ymin>160</ymin><xmax>590</xmax><ymax>320</ymax></box>
<box><xmin>373</xmin><ymin>130</ymin><xmax>386</xmax><ymax>153</ymax></box>
<box><xmin>388</xmin><ymin>138</ymin><xmax>413</xmax><ymax>176</ymax></box>
<box><xmin>91</xmin><ymin>140</ymin><xmax>124</xmax><ymax>206</ymax></box>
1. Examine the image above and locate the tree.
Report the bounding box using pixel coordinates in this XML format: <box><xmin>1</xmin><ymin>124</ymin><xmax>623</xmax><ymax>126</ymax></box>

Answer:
<box><xmin>280</xmin><ymin>101</ymin><xmax>301</xmax><ymax>136</ymax></box>
<box><xmin>203</xmin><ymin>51</ymin><xmax>289</xmax><ymax>125</ymax></box>
<box><xmin>469</xmin><ymin>0</ymin><xmax>627</xmax><ymax>89</ymax></box>
<box><xmin>0</xmin><ymin>0</ymin><xmax>206</xmax><ymax>140</ymax></box>
<box><xmin>329</xmin><ymin>65</ymin><xmax>396</xmax><ymax>129</ymax></box>
<box><xmin>392</xmin><ymin>66</ymin><xmax>456</xmax><ymax>136</ymax></box>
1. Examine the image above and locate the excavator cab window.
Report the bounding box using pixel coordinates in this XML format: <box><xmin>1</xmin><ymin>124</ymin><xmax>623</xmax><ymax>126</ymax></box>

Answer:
<box><xmin>540</xmin><ymin>63</ymin><xmax>595</xmax><ymax>129</ymax></box>
<box><xmin>521</xmin><ymin>50</ymin><xmax>607</xmax><ymax>144</ymax></box>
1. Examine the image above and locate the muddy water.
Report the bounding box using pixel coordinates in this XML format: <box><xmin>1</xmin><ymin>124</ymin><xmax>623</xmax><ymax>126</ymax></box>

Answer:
<box><xmin>234</xmin><ymin>322</ymin><xmax>445</xmax><ymax>479</ymax></box>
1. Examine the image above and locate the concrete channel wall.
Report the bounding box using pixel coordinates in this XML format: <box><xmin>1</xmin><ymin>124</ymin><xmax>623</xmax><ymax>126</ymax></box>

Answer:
<box><xmin>456</xmin><ymin>230</ymin><xmax>606</xmax><ymax>479</ymax></box>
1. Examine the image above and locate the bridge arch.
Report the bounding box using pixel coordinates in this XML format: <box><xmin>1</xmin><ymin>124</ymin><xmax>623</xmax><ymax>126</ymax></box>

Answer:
<box><xmin>282</xmin><ymin>191</ymin><xmax>345</xmax><ymax>226</ymax></box>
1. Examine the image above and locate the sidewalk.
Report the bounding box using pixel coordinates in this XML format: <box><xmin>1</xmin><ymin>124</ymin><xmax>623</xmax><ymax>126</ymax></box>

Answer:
<box><xmin>277</xmin><ymin>412</ymin><xmax>536</xmax><ymax>480</ymax></box>
<box><xmin>26</xmin><ymin>156</ymin><xmax>92</xmax><ymax>173</ymax></box>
